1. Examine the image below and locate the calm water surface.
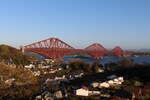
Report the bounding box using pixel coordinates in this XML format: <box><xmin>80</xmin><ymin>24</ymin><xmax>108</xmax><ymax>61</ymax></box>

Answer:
<box><xmin>63</xmin><ymin>56</ymin><xmax>150</xmax><ymax>65</ymax></box>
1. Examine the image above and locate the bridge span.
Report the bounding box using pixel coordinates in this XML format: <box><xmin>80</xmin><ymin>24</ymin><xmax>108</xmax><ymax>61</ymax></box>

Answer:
<box><xmin>22</xmin><ymin>38</ymin><xmax>124</xmax><ymax>59</ymax></box>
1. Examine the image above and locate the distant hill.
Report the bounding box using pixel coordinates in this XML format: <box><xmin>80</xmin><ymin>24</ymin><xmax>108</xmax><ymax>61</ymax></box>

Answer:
<box><xmin>137</xmin><ymin>49</ymin><xmax>150</xmax><ymax>52</ymax></box>
<box><xmin>0</xmin><ymin>44</ymin><xmax>35</xmax><ymax>66</ymax></box>
<box><xmin>127</xmin><ymin>49</ymin><xmax>150</xmax><ymax>52</ymax></box>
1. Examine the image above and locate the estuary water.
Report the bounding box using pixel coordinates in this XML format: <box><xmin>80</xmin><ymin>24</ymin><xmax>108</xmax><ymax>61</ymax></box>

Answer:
<box><xmin>63</xmin><ymin>56</ymin><xmax>150</xmax><ymax>65</ymax></box>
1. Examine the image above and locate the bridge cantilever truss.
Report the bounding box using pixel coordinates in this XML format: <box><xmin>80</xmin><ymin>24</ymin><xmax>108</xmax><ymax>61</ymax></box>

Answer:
<box><xmin>22</xmin><ymin>38</ymin><xmax>124</xmax><ymax>59</ymax></box>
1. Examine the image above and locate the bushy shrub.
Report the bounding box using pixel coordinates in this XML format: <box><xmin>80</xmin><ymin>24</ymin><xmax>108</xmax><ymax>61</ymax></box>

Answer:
<box><xmin>69</xmin><ymin>60</ymin><xmax>92</xmax><ymax>73</ymax></box>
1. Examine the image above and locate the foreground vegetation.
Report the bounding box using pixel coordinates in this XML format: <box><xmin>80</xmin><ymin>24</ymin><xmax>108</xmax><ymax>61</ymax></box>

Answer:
<box><xmin>0</xmin><ymin>63</ymin><xmax>40</xmax><ymax>100</ymax></box>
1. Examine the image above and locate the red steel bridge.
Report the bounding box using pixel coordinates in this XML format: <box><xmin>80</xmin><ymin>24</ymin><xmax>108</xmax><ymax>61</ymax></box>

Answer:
<box><xmin>22</xmin><ymin>38</ymin><xmax>124</xmax><ymax>59</ymax></box>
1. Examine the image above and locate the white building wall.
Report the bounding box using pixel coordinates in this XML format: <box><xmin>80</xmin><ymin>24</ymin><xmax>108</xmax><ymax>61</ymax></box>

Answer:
<box><xmin>76</xmin><ymin>89</ymin><xmax>88</xmax><ymax>96</ymax></box>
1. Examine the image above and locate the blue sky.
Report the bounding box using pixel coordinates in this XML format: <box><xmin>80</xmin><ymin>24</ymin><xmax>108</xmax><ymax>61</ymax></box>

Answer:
<box><xmin>0</xmin><ymin>0</ymin><xmax>150</xmax><ymax>49</ymax></box>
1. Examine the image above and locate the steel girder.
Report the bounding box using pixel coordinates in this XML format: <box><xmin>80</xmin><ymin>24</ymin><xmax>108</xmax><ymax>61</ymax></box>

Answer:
<box><xmin>23</xmin><ymin>38</ymin><xmax>124</xmax><ymax>59</ymax></box>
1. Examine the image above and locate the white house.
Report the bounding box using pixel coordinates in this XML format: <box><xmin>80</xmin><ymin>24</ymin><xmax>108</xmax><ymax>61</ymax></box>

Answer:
<box><xmin>91</xmin><ymin>82</ymin><xmax>99</xmax><ymax>88</ymax></box>
<box><xmin>76</xmin><ymin>87</ymin><xmax>89</xmax><ymax>96</ymax></box>
<box><xmin>88</xmin><ymin>91</ymin><xmax>101</xmax><ymax>96</ymax></box>
<box><xmin>39</xmin><ymin>65</ymin><xmax>50</xmax><ymax>69</ymax></box>
<box><xmin>118</xmin><ymin>77</ymin><xmax>124</xmax><ymax>82</ymax></box>
<box><xmin>91</xmin><ymin>76</ymin><xmax>124</xmax><ymax>89</ymax></box>
<box><xmin>113</xmin><ymin>77</ymin><xmax>124</xmax><ymax>85</ymax></box>
<box><xmin>24</xmin><ymin>64</ymin><xmax>35</xmax><ymax>69</ymax></box>
<box><xmin>108</xmin><ymin>80</ymin><xmax>114</xmax><ymax>85</ymax></box>
<box><xmin>99</xmin><ymin>82</ymin><xmax>110</xmax><ymax>88</ymax></box>
<box><xmin>113</xmin><ymin>78</ymin><xmax>119</xmax><ymax>82</ymax></box>
<box><xmin>33</xmin><ymin>71</ymin><xmax>41</xmax><ymax>76</ymax></box>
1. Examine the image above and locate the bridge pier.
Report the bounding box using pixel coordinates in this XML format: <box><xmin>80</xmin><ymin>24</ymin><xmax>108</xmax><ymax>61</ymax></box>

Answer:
<box><xmin>20</xmin><ymin>46</ymin><xmax>25</xmax><ymax>53</ymax></box>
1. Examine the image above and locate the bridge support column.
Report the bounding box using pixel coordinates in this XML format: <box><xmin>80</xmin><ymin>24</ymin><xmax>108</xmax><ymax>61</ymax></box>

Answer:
<box><xmin>20</xmin><ymin>46</ymin><xmax>24</xmax><ymax>53</ymax></box>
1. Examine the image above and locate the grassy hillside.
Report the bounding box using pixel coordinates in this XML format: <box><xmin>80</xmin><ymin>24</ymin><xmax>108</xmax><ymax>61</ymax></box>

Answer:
<box><xmin>0</xmin><ymin>45</ymin><xmax>35</xmax><ymax>66</ymax></box>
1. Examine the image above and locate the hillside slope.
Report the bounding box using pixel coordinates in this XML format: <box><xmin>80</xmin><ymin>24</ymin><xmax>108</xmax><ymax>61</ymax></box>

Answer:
<box><xmin>0</xmin><ymin>45</ymin><xmax>34</xmax><ymax>66</ymax></box>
